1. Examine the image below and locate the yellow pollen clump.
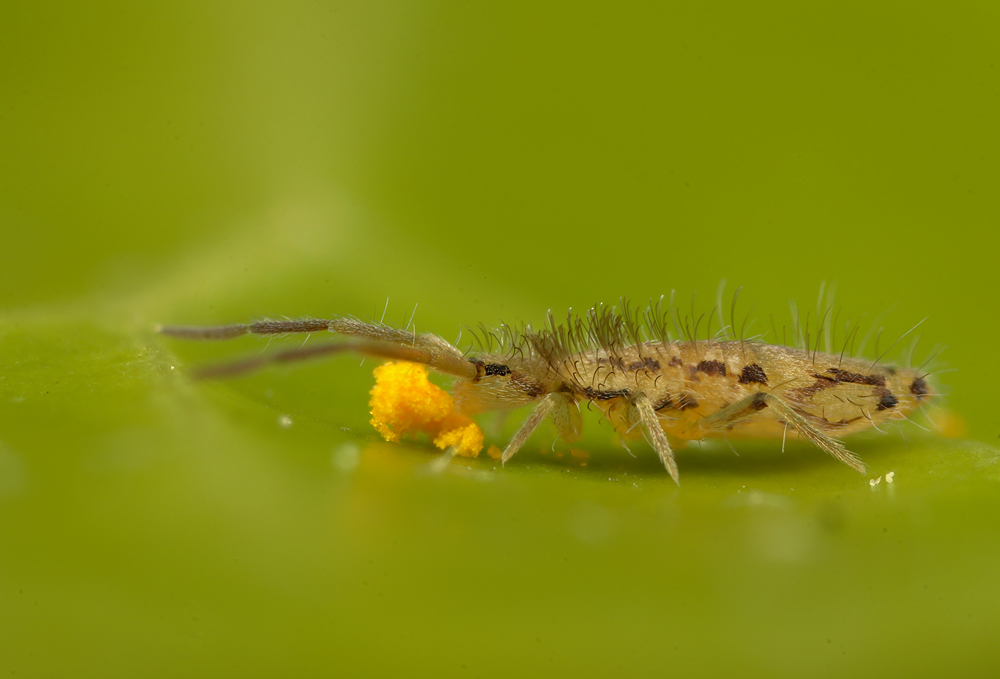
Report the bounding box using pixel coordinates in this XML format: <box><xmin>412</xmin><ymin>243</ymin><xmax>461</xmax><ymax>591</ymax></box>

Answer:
<box><xmin>369</xmin><ymin>361</ymin><xmax>484</xmax><ymax>457</ymax></box>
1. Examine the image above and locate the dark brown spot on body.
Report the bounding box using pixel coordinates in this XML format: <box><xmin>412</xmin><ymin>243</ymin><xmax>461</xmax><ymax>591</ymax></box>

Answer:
<box><xmin>668</xmin><ymin>356</ymin><xmax>683</xmax><ymax>367</ymax></box>
<box><xmin>627</xmin><ymin>357</ymin><xmax>660</xmax><ymax>372</ymax></box>
<box><xmin>876</xmin><ymin>391</ymin><xmax>899</xmax><ymax>411</ymax></box>
<box><xmin>650</xmin><ymin>392</ymin><xmax>697</xmax><ymax>411</ymax></box>
<box><xmin>653</xmin><ymin>395</ymin><xmax>675</xmax><ymax>411</ymax></box>
<box><xmin>750</xmin><ymin>392</ymin><xmax>769</xmax><ymax>411</ymax></box>
<box><xmin>582</xmin><ymin>386</ymin><xmax>631</xmax><ymax>401</ymax></box>
<box><xmin>484</xmin><ymin>363</ymin><xmax>511</xmax><ymax>377</ymax></box>
<box><xmin>910</xmin><ymin>377</ymin><xmax>930</xmax><ymax>400</ymax></box>
<box><xmin>739</xmin><ymin>364</ymin><xmax>768</xmax><ymax>384</ymax></box>
<box><xmin>793</xmin><ymin>374</ymin><xmax>838</xmax><ymax>398</ymax></box>
<box><xmin>824</xmin><ymin>368</ymin><xmax>885</xmax><ymax>386</ymax></box>
<box><xmin>696</xmin><ymin>360</ymin><xmax>727</xmax><ymax>377</ymax></box>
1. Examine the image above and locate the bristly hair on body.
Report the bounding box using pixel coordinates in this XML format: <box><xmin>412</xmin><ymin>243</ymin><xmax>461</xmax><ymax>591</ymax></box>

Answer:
<box><xmin>159</xmin><ymin>286</ymin><xmax>943</xmax><ymax>485</ymax></box>
<box><xmin>467</xmin><ymin>285</ymin><xmax>942</xmax><ymax>376</ymax></box>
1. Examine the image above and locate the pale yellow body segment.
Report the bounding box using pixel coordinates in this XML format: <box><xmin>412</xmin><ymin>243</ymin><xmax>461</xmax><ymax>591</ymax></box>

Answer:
<box><xmin>552</xmin><ymin>340</ymin><xmax>927</xmax><ymax>442</ymax></box>
<box><xmin>450</xmin><ymin>337</ymin><xmax>933</xmax><ymax>482</ymax></box>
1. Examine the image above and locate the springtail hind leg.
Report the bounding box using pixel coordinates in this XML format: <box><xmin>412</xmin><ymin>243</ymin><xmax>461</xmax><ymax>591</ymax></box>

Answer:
<box><xmin>698</xmin><ymin>391</ymin><xmax>867</xmax><ymax>474</ymax></box>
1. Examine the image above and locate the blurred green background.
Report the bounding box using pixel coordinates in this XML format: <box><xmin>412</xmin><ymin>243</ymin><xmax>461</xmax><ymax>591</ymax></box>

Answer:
<box><xmin>2</xmin><ymin>2</ymin><xmax>999</xmax><ymax>677</ymax></box>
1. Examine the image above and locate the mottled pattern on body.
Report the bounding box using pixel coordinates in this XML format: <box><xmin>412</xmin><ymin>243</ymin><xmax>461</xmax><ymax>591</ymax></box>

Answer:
<box><xmin>456</xmin><ymin>340</ymin><xmax>925</xmax><ymax>442</ymax></box>
<box><xmin>160</xmin><ymin>300</ymin><xmax>938</xmax><ymax>484</ymax></box>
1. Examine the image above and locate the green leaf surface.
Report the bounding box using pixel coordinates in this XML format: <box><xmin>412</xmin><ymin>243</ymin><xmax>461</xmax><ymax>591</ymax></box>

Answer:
<box><xmin>3</xmin><ymin>2</ymin><xmax>999</xmax><ymax>677</ymax></box>
<box><xmin>2</xmin><ymin>294</ymin><xmax>998</xmax><ymax>677</ymax></box>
